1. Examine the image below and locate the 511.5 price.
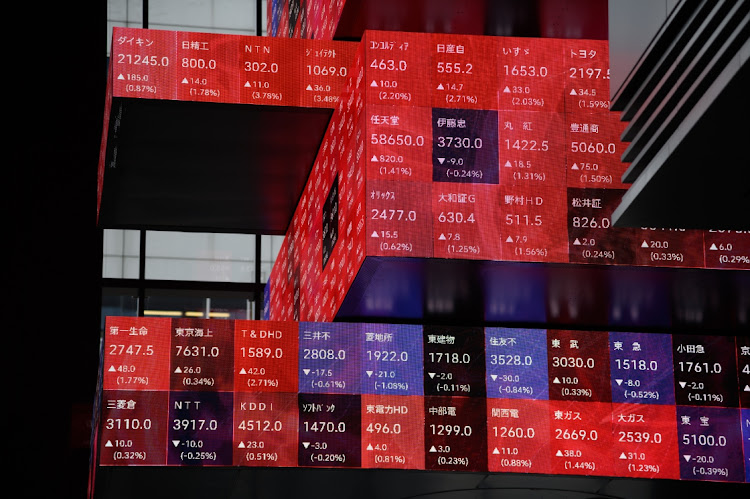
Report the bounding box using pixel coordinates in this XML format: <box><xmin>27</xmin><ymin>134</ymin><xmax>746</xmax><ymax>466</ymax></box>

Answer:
<box><xmin>505</xmin><ymin>214</ymin><xmax>542</xmax><ymax>226</ymax></box>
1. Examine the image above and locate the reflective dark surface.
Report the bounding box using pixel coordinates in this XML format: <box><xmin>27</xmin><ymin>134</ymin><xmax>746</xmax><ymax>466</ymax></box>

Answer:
<box><xmin>337</xmin><ymin>257</ymin><xmax>750</xmax><ymax>332</ymax></box>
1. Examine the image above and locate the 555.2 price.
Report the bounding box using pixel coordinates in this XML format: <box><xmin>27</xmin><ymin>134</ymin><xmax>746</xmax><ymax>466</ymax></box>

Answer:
<box><xmin>436</xmin><ymin>62</ymin><xmax>473</xmax><ymax>74</ymax></box>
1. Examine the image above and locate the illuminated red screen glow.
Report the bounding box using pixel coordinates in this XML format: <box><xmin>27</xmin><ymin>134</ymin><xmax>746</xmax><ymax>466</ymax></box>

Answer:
<box><xmin>99</xmin><ymin>28</ymin><xmax>750</xmax><ymax>484</ymax></box>
<box><xmin>99</xmin><ymin>317</ymin><xmax>749</xmax><ymax>483</ymax></box>
<box><xmin>263</xmin><ymin>29</ymin><xmax>748</xmax><ymax>322</ymax></box>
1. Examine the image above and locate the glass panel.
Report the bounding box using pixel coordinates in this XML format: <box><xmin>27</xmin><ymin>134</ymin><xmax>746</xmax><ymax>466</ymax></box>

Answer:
<box><xmin>144</xmin><ymin>291</ymin><xmax>204</xmax><ymax>318</ymax></box>
<box><xmin>261</xmin><ymin>0</ymin><xmax>268</xmax><ymax>36</ymax></box>
<box><xmin>107</xmin><ymin>0</ymin><xmax>144</xmax><ymax>56</ymax></box>
<box><xmin>260</xmin><ymin>234</ymin><xmax>285</xmax><ymax>282</ymax></box>
<box><xmin>107</xmin><ymin>0</ymin><xmax>260</xmax><ymax>56</ymax></box>
<box><xmin>148</xmin><ymin>0</ymin><xmax>256</xmax><ymax>35</ymax></box>
<box><xmin>145</xmin><ymin>231</ymin><xmax>254</xmax><ymax>282</ymax></box>
<box><xmin>101</xmin><ymin>287</ymin><xmax>139</xmax><ymax>331</ymax></box>
<box><xmin>102</xmin><ymin>229</ymin><xmax>141</xmax><ymax>279</ymax></box>
<box><xmin>208</xmin><ymin>294</ymin><xmax>255</xmax><ymax>320</ymax></box>
<box><xmin>144</xmin><ymin>289</ymin><xmax>253</xmax><ymax>320</ymax></box>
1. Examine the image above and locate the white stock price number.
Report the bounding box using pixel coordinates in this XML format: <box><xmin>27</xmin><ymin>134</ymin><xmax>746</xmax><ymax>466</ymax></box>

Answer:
<box><xmin>106</xmin><ymin>418</ymin><xmax>151</xmax><ymax>430</ymax></box>
<box><xmin>303</xmin><ymin>421</ymin><xmax>346</xmax><ymax>432</ymax></box>
<box><xmin>366</xmin><ymin>350</ymin><xmax>409</xmax><ymax>362</ymax></box>
<box><xmin>493</xmin><ymin>426</ymin><xmax>536</xmax><ymax>438</ymax></box>
<box><xmin>371</xmin><ymin>133</ymin><xmax>424</xmax><ymax>147</ymax></box>
<box><xmin>490</xmin><ymin>354</ymin><xmax>533</xmax><ymax>366</ymax></box>
<box><xmin>430</xmin><ymin>424</ymin><xmax>473</xmax><ymax>437</ymax></box>
<box><xmin>175</xmin><ymin>345</ymin><xmax>220</xmax><ymax>357</ymax></box>
<box><xmin>366</xmin><ymin>422</ymin><xmax>401</xmax><ymax>434</ymax></box>
<box><xmin>371</xmin><ymin>209</ymin><xmax>417</xmax><ymax>222</ymax></box>
<box><xmin>173</xmin><ymin>419</ymin><xmax>218</xmax><ymax>431</ymax></box>
<box><xmin>551</xmin><ymin>356</ymin><xmax>595</xmax><ymax>368</ymax></box>
<box><xmin>240</xmin><ymin>347</ymin><xmax>284</xmax><ymax>358</ymax></box>
<box><xmin>303</xmin><ymin>348</ymin><xmax>346</xmax><ymax>360</ymax></box>
<box><xmin>237</xmin><ymin>420</ymin><xmax>283</xmax><ymax>431</ymax></box>
<box><xmin>429</xmin><ymin>352</ymin><xmax>471</xmax><ymax>364</ymax></box>
<box><xmin>307</xmin><ymin>65</ymin><xmax>347</xmax><ymax>76</ymax></box>
<box><xmin>182</xmin><ymin>58</ymin><xmax>216</xmax><ymax>69</ymax></box>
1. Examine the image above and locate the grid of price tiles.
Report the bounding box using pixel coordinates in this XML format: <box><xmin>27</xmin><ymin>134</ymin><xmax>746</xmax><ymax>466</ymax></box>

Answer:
<box><xmin>263</xmin><ymin>29</ymin><xmax>749</xmax><ymax>323</ymax></box>
<box><xmin>98</xmin><ymin>317</ymin><xmax>750</xmax><ymax>483</ymax></box>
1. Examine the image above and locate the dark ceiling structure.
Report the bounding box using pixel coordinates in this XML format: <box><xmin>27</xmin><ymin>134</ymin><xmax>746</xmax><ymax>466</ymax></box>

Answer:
<box><xmin>610</xmin><ymin>0</ymin><xmax>749</xmax><ymax>230</ymax></box>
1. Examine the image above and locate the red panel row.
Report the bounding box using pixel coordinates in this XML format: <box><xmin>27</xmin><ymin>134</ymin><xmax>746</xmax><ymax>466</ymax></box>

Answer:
<box><xmin>266</xmin><ymin>30</ymin><xmax>748</xmax><ymax>320</ymax></box>
<box><xmin>109</xmin><ymin>27</ymin><xmax>356</xmax><ymax>107</ymax></box>
<box><xmin>98</xmin><ymin>317</ymin><xmax>750</xmax><ymax>480</ymax></box>
<box><xmin>362</xmin><ymin>32</ymin><xmax>611</xmax><ymax>113</ymax></box>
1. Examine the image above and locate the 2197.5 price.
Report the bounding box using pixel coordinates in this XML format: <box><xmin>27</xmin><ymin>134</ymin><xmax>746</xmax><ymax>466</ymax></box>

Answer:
<box><xmin>569</xmin><ymin>67</ymin><xmax>609</xmax><ymax>79</ymax></box>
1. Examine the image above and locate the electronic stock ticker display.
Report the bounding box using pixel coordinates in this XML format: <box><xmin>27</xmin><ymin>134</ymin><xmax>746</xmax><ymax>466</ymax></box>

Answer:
<box><xmin>98</xmin><ymin>317</ymin><xmax>750</xmax><ymax>483</ymax></box>
<box><xmin>259</xmin><ymin>29</ymin><xmax>748</xmax><ymax>322</ymax></box>
<box><xmin>100</xmin><ymin>28</ymin><xmax>750</xmax><ymax>486</ymax></box>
